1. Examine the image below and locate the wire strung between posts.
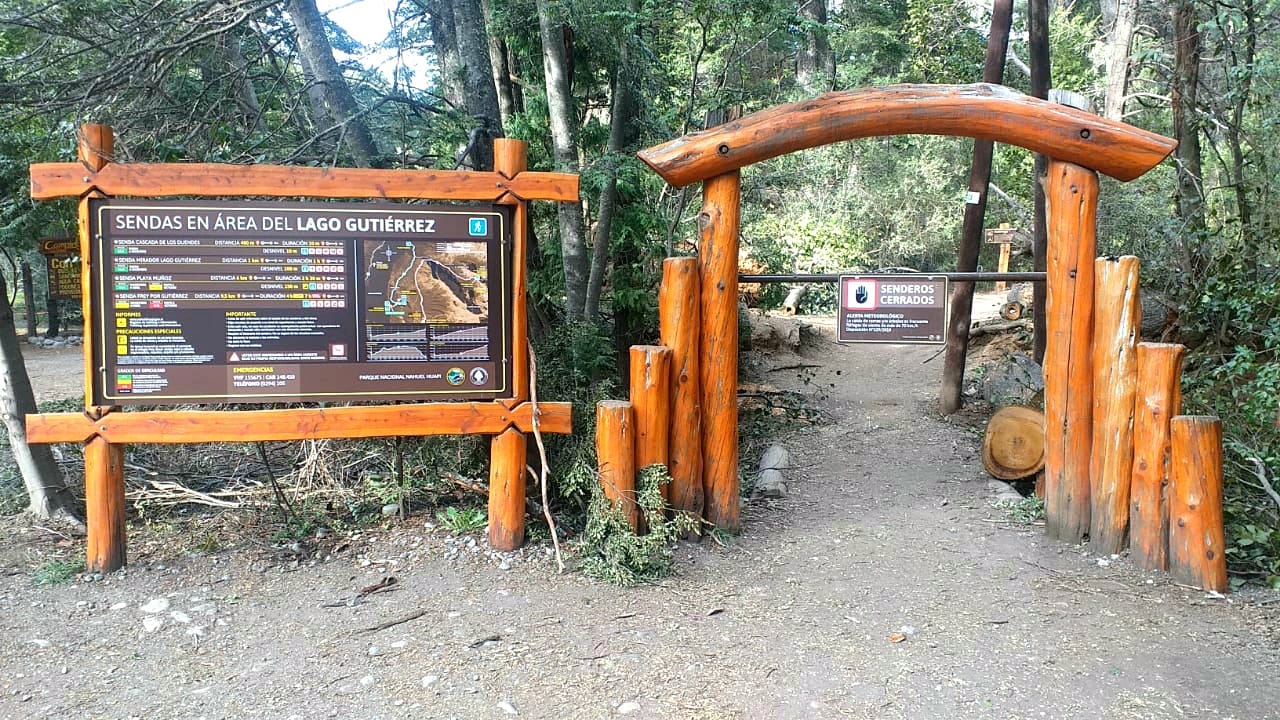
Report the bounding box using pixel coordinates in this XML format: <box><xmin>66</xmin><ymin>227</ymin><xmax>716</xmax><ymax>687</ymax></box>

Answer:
<box><xmin>527</xmin><ymin>340</ymin><xmax>565</xmax><ymax>573</ymax></box>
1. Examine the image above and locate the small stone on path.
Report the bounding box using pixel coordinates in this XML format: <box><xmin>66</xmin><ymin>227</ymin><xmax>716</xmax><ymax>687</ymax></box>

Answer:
<box><xmin>617</xmin><ymin>701</ymin><xmax>641</xmax><ymax>715</ymax></box>
<box><xmin>498</xmin><ymin>700</ymin><xmax>518</xmax><ymax>715</ymax></box>
<box><xmin>140</xmin><ymin>598</ymin><xmax>170</xmax><ymax>614</ymax></box>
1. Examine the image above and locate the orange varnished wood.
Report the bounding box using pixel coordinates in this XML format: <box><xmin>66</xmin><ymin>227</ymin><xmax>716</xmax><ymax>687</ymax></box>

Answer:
<box><xmin>596</xmin><ymin>400</ymin><xmax>639</xmax><ymax>531</ymax></box>
<box><xmin>26</xmin><ymin>401</ymin><xmax>573</xmax><ymax>444</ymax></box>
<box><xmin>629</xmin><ymin>345</ymin><xmax>672</xmax><ymax>502</ymax></box>
<box><xmin>487</xmin><ymin>427</ymin><xmax>527</xmax><ymax>551</ymax></box>
<box><xmin>637</xmin><ymin>84</ymin><xmax>1176</xmax><ymax>187</ymax></box>
<box><xmin>78</xmin><ymin>125</ymin><xmax>128</xmax><ymax>573</ymax></box>
<box><xmin>84</xmin><ymin>436</ymin><xmax>126</xmax><ymax>573</ymax></box>
<box><xmin>699</xmin><ymin>173</ymin><xmax>742</xmax><ymax>532</ymax></box>
<box><xmin>1089</xmin><ymin>256</ymin><xmax>1141</xmax><ymax>555</ymax></box>
<box><xmin>30</xmin><ymin>162</ymin><xmax>579</xmax><ymax>203</ymax></box>
<box><xmin>1042</xmin><ymin>161</ymin><xmax>1097</xmax><ymax>543</ymax></box>
<box><xmin>1168</xmin><ymin>416</ymin><xmax>1228</xmax><ymax>592</ymax></box>
<box><xmin>494</xmin><ymin>139</ymin><xmax>531</xmax><ymax>404</ymax></box>
<box><xmin>659</xmin><ymin>258</ymin><xmax>704</xmax><ymax>525</ymax></box>
<box><xmin>1130</xmin><ymin>342</ymin><xmax>1185</xmax><ymax>571</ymax></box>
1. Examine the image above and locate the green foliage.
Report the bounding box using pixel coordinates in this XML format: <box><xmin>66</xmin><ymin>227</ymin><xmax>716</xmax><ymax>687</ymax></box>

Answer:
<box><xmin>995</xmin><ymin>496</ymin><xmax>1045</xmax><ymax>524</ymax></box>
<box><xmin>1181</xmin><ymin>264</ymin><xmax>1280</xmax><ymax>585</ymax></box>
<box><xmin>436</xmin><ymin>506</ymin><xmax>488</xmax><ymax>534</ymax></box>
<box><xmin>579</xmin><ymin>465</ymin><xmax>696</xmax><ymax>586</ymax></box>
<box><xmin>33</xmin><ymin>558</ymin><xmax>84</xmax><ymax>586</ymax></box>
<box><xmin>902</xmin><ymin>0</ymin><xmax>984</xmax><ymax>83</ymax></box>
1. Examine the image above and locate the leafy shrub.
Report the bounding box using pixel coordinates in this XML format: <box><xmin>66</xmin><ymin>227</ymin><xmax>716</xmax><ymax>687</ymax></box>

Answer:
<box><xmin>579</xmin><ymin>465</ymin><xmax>697</xmax><ymax>586</ymax></box>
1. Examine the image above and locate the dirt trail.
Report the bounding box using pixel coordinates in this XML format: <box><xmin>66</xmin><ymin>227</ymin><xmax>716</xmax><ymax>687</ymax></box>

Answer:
<box><xmin>2</xmin><ymin>318</ymin><xmax>1279</xmax><ymax>719</ymax></box>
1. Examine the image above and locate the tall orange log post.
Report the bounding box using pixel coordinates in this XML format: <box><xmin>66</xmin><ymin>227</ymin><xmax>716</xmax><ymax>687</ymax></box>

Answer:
<box><xmin>1089</xmin><ymin>256</ymin><xmax>1140</xmax><ymax>555</ymax></box>
<box><xmin>79</xmin><ymin>125</ymin><xmax>128</xmax><ymax>573</ymax></box>
<box><xmin>1130</xmin><ymin>342</ymin><xmax>1185</xmax><ymax>570</ymax></box>
<box><xmin>1042</xmin><ymin>160</ymin><xmax>1098</xmax><ymax>544</ymax></box>
<box><xmin>698</xmin><ymin>173</ymin><xmax>742</xmax><ymax>532</ymax></box>
<box><xmin>659</xmin><ymin>258</ymin><xmax>704</xmax><ymax>526</ymax></box>
<box><xmin>1168</xmin><ymin>416</ymin><xmax>1228</xmax><ymax>592</ymax></box>
<box><xmin>489</xmin><ymin>138</ymin><xmax>531</xmax><ymax>551</ymax></box>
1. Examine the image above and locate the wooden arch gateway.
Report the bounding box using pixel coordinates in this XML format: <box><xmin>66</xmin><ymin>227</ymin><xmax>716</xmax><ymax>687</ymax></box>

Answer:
<box><xmin>635</xmin><ymin>83</ymin><xmax>1177</xmax><ymax>541</ymax></box>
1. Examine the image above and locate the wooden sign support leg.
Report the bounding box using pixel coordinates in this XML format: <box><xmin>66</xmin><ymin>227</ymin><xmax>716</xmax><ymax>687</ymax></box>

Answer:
<box><xmin>1130</xmin><ymin>342</ymin><xmax>1185</xmax><ymax>571</ymax></box>
<box><xmin>698</xmin><ymin>172</ymin><xmax>742</xmax><ymax>533</ymax></box>
<box><xmin>660</xmin><ymin>258</ymin><xmax>704</xmax><ymax>529</ymax></box>
<box><xmin>1089</xmin><ymin>256</ymin><xmax>1140</xmax><ymax>555</ymax></box>
<box><xmin>78</xmin><ymin>124</ymin><xmax>129</xmax><ymax>573</ymax></box>
<box><xmin>995</xmin><ymin>242</ymin><xmax>1011</xmax><ymax>292</ymax></box>
<box><xmin>489</xmin><ymin>138</ymin><xmax>531</xmax><ymax>552</ymax></box>
<box><xmin>1043</xmin><ymin>159</ymin><xmax>1098</xmax><ymax>543</ymax></box>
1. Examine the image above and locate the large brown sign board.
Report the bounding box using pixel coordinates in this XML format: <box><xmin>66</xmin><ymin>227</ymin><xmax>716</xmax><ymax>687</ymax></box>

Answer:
<box><xmin>89</xmin><ymin>199</ymin><xmax>512</xmax><ymax>405</ymax></box>
<box><xmin>837</xmin><ymin>275</ymin><xmax>948</xmax><ymax>344</ymax></box>
<box><xmin>39</xmin><ymin>237</ymin><xmax>81</xmax><ymax>300</ymax></box>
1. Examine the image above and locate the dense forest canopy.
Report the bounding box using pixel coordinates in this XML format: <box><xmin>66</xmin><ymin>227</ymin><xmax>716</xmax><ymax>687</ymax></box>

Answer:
<box><xmin>0</xmin><ymin>0</ymin><xmax>1277</xmax><ymax>584</ymax></box>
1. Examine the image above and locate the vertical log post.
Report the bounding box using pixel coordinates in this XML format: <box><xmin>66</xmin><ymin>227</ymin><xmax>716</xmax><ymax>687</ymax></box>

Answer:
<box><xmin>629</xmin><ymin>345</ymin><xmax>672</xmax><ymax>476</ymax></box>
<box><xmin>698</xmin><ymin>173</ymin><xmax>741</xmax><ymax>532</ymax></box>
<box><xmin>1042</xmin><ymin>159</ymin><xmax>1098</xmax><ymax>543</ymax></box>
<box><xmin>1130</xmin><ymin>342</ymin><xmax>1185</xmax><ymax>571</ymax></box>
<box><xmin>597</xmin><ymin>400</ymin><xmax>638</xmax><ymax>530</ymax></box>
<box><xmin>659</xmin><ymin>257</ymin><xmax>704</xmax><ymax>527</ymax></box>
<box><xmin>1089</xmin><ymin>256</ymin><xmax>1140</xmax><ymax>555</ymax></box>
<box><xmin>994</xmin><ymin>241</ymin><xmax>1012</xmax><ymax>293</ymax></box>
<box><xmin>78</xmin><ymin>124</ymin><xmax>128</xmax><ymax>573</ymax></box>
<box><xmin>1168</xmin><ymin>416</ymin><xmax>1228</xmax><ymax>592</ymax></box>
<box><xmin>488</xmin><ymin>138</ymin><xmax>529</xmax><ymax>551</ymax></box>
<box><xmin>488</xmin><ymin>428</ymin><xmax>527</xmax><ymax>549</ymax></box>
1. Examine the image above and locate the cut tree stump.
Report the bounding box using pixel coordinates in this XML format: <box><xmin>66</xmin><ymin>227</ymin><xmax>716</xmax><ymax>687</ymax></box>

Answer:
<box><xmin>982</xmin><ymin>406</ymin><xmax>1046</xmax><ymax>480</ymax></box>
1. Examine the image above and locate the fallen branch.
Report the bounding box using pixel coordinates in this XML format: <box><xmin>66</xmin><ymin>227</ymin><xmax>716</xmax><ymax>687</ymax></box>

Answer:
<box><xmin>356</xmin><ymin>608</ymin><xmax>427</xmax><ymax>634</ymax></box>
<box><xmin>765</xmin><ymin>363</ymin><xmax>821</xmax><ymax>372</ymax></box>
<box><xmin>1246</xmin><ymin>457</ymin><xmax>1280</xmax><ymax>515</ymax></box>
<box><xmin>969</xmin><ymin>319</ymin><xmax>1032</xmax><ymax>338</ymax></box>
<box><xmin>528</xmin><ymin>340</ymin><xmax>566</xmax><ymax>573</ymax></box>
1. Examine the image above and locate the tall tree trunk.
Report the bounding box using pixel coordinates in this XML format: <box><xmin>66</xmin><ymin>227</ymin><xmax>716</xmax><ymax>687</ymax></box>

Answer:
<box><xmin>452</xmin><ymin>0</ymin><xmax>503</xmax><ymax>169</ymax></box>
<box><xmin>223</xmin><ymin>31</ymin><xmax>268</xmax><ymax>134</ymax></box>
<box><xmin>1171</xmin><ymin>0</ymin><xmax>1205</xmax><ymax>246</ymax></box>
<box><xmin>536</xmin><ymin>0</ymin><xmax>588</xmax><ymax>319</ymax></box>
<box><xmin>1029</xmin><ymin>0</ymin><xmax>1050</xmax><ymax>365</ymax></box>
<box><xmin>480</xmin><ymin>0</ymin><xmax>519</xmax><ymax>124</ymax></box>
<box><xmin>20</xmin><ymin>259</ymin><xmax>36</xmax><ymax>338</ymax></box>
<box><xmin>1226</xmin><ymin>0</ymin><xmax>1256</xmax><ymax>237</ymax></box>
<box><xmin>422</xmin><ymin>0</ymin><xmax>464</xmax><ymax>106</ymax></box>
<box><xmin>0</xmin><ymin>274</ymin><xmax>81</xmax><ymax>523</ymax></box>
<box><xmin>585</xmin><ymin>4</ymin><xmax>641</xmax><ymax>321</ymax></box>
<box><xmin>285</xmin><ymin>0</ymin><xmax>380</xmax><ymax>167</ymax></box>
<box><xmin>1101</xmin><ymin>0</ymin><xmax>1138</xmax><ymax>120</ymax></box>
<box><xmin>795</xmin><ymin>0</ymin><xmax>832</xmax><ymax>95</ymax></box>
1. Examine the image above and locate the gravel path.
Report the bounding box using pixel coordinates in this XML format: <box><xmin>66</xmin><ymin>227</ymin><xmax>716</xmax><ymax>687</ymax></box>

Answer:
<box><xmin>1</xmin><ymin>317</ymin><xmax>1278</xmax><ymax>719</ymax></box>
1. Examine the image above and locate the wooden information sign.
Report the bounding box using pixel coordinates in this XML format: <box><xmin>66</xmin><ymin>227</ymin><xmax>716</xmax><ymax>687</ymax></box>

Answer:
<box><xmin>90</xmin><ymin>200</ymin><xmax>512</xmax><ymax>405</ymax></box>
<box><xmin>837</xmin><ymin>274</ymin><xmax>948</xmax><ymax>344</ymax></box>
<box><xmin>39</xmin><ymin>237</ymin><xmax>81</xmax><ymax>300</ymax></box>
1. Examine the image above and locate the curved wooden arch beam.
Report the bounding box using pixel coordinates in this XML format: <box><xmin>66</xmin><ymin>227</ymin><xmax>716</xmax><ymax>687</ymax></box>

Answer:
<box><xmin>637</xmin><ymin>84</ymin><xmax>1175</xmax><ymax>186</ymax></box>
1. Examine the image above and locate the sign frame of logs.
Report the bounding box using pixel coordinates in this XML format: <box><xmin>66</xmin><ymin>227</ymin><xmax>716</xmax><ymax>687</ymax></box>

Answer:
<box><xmin>27</xmin><ymin>125</ymin><xmax>578</xmax><ymax>572</ymax></box>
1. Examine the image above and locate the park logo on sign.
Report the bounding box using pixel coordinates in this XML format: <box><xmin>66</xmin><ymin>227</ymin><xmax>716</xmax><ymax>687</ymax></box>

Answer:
<box><xmin>844</xmin><ymin>278</ymin><xmax>877</xmax><ymax>310</ymax></box>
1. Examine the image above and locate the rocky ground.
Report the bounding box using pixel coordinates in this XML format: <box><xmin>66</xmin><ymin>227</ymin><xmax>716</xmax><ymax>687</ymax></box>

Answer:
<box><xmin>1</xmin><ymin>301</ymin><xmax>1278</xmax><ymax>719</ymax></box>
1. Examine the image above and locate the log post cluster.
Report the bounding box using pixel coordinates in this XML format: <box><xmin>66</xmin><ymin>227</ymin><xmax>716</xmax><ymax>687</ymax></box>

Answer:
<box><xmin>1037</xmin><ymin>211</ymin><xmax>1227</xmax><ymax>590</ymax></box>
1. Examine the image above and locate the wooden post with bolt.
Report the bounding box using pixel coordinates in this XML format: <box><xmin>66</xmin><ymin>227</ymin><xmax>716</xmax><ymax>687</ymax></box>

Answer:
<box><xmin>1168</xmin><ymin>416</ymin><xmax>1228</xmax><ymax>592</ymax></box>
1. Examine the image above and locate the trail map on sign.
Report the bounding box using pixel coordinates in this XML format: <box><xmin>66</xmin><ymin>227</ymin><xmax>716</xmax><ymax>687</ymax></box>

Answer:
<box><xmin>363</xmin><ymin>240</ymin><xmax>492</xmax><ymax>363</ymax></box>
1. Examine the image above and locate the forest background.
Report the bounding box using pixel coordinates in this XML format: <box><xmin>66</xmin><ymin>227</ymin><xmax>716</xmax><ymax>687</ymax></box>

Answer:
<box><xmin>0</xmin><ymin>0</ymin><xmax>1277</xmax><ymax>586</ymax></box>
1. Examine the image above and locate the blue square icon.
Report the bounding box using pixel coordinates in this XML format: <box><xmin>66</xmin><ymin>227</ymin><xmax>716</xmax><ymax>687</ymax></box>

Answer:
<box><xmin>468</xmin><ymin>217</ymin><xmax>488</xmax><ymax>236</ymax></box>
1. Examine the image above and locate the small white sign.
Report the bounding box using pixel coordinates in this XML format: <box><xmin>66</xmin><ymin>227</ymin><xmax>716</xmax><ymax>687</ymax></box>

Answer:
<box><xmin>965</xmin><ymin>191</ymin><xmax>981</xmax><ymax>205</ymax></box>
